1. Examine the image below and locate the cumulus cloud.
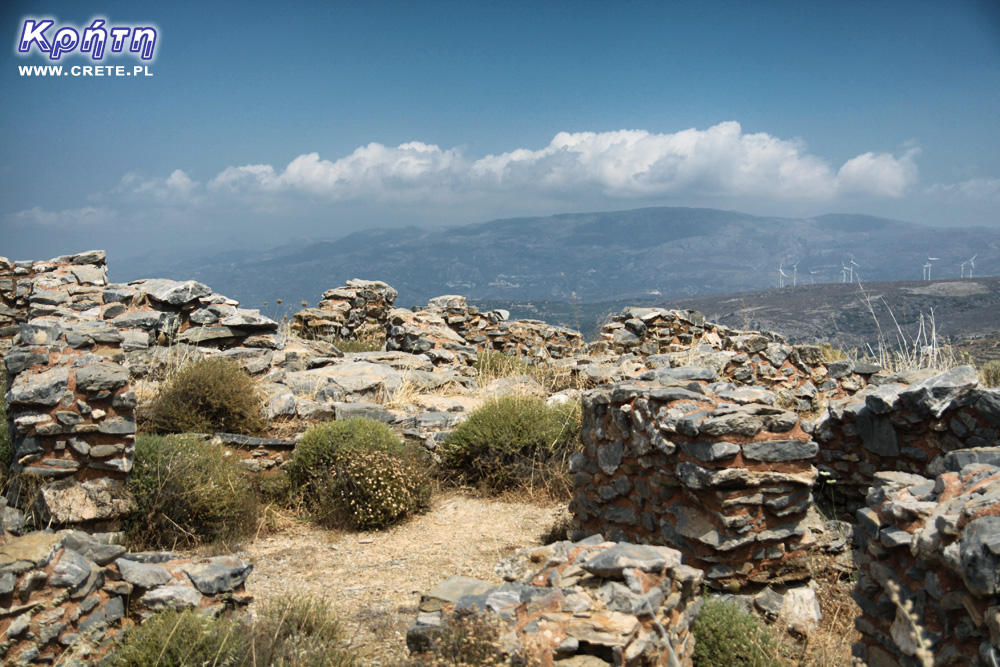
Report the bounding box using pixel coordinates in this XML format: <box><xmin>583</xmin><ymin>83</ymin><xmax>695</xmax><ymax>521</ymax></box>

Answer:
<box><xmin>837</xmin><ymin>148</ymin><xmax>920</xmax><ymax>197</ymax></box>
<box><xmin>202</xmin><ymin>123</ymin><xmax>919</xmax><ymax>203</ymax></box>
<box><xmin>113</xmin><ymin>169</ymin><xmax>200</xmax><ymax>202</ymax></box>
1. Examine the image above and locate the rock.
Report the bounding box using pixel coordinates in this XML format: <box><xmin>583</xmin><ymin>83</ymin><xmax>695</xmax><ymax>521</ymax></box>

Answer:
<box><xmin>742</xmin><ymin>439</ymin><xmax>818</xmax><ymax>462</ymax></box>
<box><xmin>6</xmin><ymin>366</ymin><xmax>69</xmax><ymax>405</ymax></box>
<box><xmin>960</xmin><ymin>516</ymin><xmax>1000</xmax><ymax>596</ymax></box>
<box><xmin>48</xmin><ymin>549</ymin><xmax>92</xmax><ymax>588</ymax></box>
<box><xmin>134</xmin><ymin>278</ymin><xmax>212</xmax><ymax>305</ymax></box>
<box><xmin>116</xmin><ymin>558</ymin><xmax>172</xmax><ymax>588</ymax></box>
<box><xmin>779</xmin><ymin>587</ymin><xmax>822</xmax><ymax>634</ymax></box>
<box><xmin>898</xmin><ymin>365</ymin><xmax>980</xmax><ymax>418</ymax></box>
<box><xmin>333</xmin><ymin>401</ymin><xmax>393</xmax><ymax>423</ymax></box>
<box><xmin>181</xmin><ymin>556</ymin><xmax>254</xmax><ymax>594</ymax></box>
<box><xmin>0</xmin><ymin>531</ymin><xmax>63</xmax><ymax>571</ymax></box>
<box><xmin>60</xmin><ymin>532</ymin><xmax>125</xmax><ymax>566</ymax></box>
<box><xmin>581</xmin><ymin>543</ymin><xmax>680</xmax><ymax>578</ymax></box>
<box><xmin>141</xmin><ymin>585</ymin><xmax>204</xmax><ymax>610</ymax></box>
<box><xmin>420</xmin><ymin>576</ymin><xmax>494</xmax><ymax>612</ymax></box>
<box><xmin>34</xmin><ymin>478</ymin><xmax>136</xmax><ymax>524</ymax></box>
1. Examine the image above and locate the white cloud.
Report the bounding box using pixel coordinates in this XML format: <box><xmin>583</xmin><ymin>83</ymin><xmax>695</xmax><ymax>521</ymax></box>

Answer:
<box><xmin>113</xmin><ymin>169</ymin><xmax>200</xmax><ymax>202</ymax></box>
<box><xmin>837</xmin><ymin>148</ymin><xmax>920</xmax><ymax>197</ymax></box>
<box><xmin>200</xmin><ymin>123</ymin><xmax>921</xmax><ymax>203</ymax></box>
<box><xmin>8</xmin><ymin>205</ymin><xmax>115</xmax><ymax>229</ymax></box>
<box><xmin>926</xmin><ymin>177</ymin><xmax>1000</xmax><ymax>200</ymax></box>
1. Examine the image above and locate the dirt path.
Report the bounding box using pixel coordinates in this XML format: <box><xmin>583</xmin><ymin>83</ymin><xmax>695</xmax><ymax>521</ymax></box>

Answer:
<box><xmin>241</xmin><ymin>492</ymin><xmax>566</xmax><ymax>665</ymax></box>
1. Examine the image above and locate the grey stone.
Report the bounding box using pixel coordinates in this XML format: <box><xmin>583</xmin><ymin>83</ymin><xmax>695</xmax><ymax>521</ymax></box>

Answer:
<box><xmin>116</xmin><ymin>557</ymin><xmax>172</xmax><ymax>588</ymax></box>
<box><xmin>944</xmin><ymin>448</ymin><xmax>1000</xmax><ymax>472</ymax></box>
<box><xmin>680</xmin><ymin>440</ymin><xmax>740</xmax><ymax>461</ymax></box>
<box><xmin>98</xmin><ymin>416</ymin><xmax>136</xmax><ymax>434</ymax></box>
<box><xmin>333</xmin><ymin>401</ymin><xmax>393</xmax><ymax>423</ymax></box>
<box><xmin>856</xmin><ymin>408</ymin><xmax>899</xmax><ymax>456</ymax></box>
<box><xmin>7</xmin><ymin>366</ymin><xmax>69</xmax><ymax>406</ymax></box>
<box><xmin>643</xmin><ymin>366</ymin><xmax>718</xmax><ymax>383</ymax></box>
<box><xmin>960</xmin><ymin>516</ymin><xmax>1000</xmax><ymax>596</ymax></box>
<box><xmin>898</xmin><ymin>365</ymin><xmax>980</xmax><ymax>418</ymax></box>
<box><xmin>74</xmin><ymin>362</ymin><xmax>129</xmax><ymax>393</ymax></box>
<box><xmin>181</xmin><ymin>556</ymin><xmax>253</xmax><ymax>594</ymax></box>
<box><xmin>49</xmin><ymin>548</ymin><xmax>92</xmax><ymax>588</ymax></box>
<box><xmin>141</xmin><ymin>585</ymin><xmax>204</xmax><ymax>610</ymax></box>
<box><xmin>743</xmin><ymin>439</ymin><xmax>818</xmax><ymax>462</ymax></box>
<box><xmin>581</xmin><ymin>543</ymin><xmax>679</xmax><ymax>578</ymax></box>
<box><xmin>420</xmin><ymin>576</ymin><xmax>493</xmax><ymax>612</ymax></box>
<box><xmin>754</xmin><ymin>588</ymin><xmax>784</xmax><ymax>616</ymax></box>
<box><xmin>975</xmin><ymin>390</ymin><xmax>1000</xmax><ymax>428</ymax></box>
<box><xmin>4</xmin><ymin>351</ymin><xmax>49</xmax><ymax>375</ymax></box>
<box><xmin>135</xmin><ymin>278</ymin><xmax>211</xmax><ymax>305</ymax></box>
<box><xmin>597</xmin><ymin>441</ymin><xmax>624</xmax><ymax>475</ymax></box>
<box><xmin>60</xmin><ymin>532</ymin><xmax>125</xmax><ymax>566</ymax></box>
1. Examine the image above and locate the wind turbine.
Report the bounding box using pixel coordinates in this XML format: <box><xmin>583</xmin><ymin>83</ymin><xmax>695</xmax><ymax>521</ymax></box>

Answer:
<box><xmin>969</xmin><ymin>254</ymin><xmax>977</xmax><ymax>278</ymax></box>
<box><xmin>809</xmin><ymin>270</ymin><xmax>818</xmax><ymax>285</ymax></box>
<box><xmin>843</xmin><ymin>263</ymin><xmax>853</xmax><ymax>283</ymax></box>
<box><xmin>850</xmin><ymin>258</ymin><xmax>860</xmax><ymax>283</ymax></box>
<box><xmin>841</xmin><ymin>266</ymin><xmax>848</xmax><ymax>283</ymax></box>
<box><xmin>960</xmin><ymin>260</ymin><xmax>968</xmax><ymax>278</ymax></box>
<box><xmin>923</xmin><ymin>261</ymin><xmax>932</xmax><ymax>281</ymax></box>
<box><xmin>778</xmin><ymin>263</ymin><xmax>788</xmax><ymax>288</ymax></box>
<box><xmin>926</xmin><ymin>255</ymin><xmax>939</xmax><ymax>281</ymax></box>
<box><xmin>792</xmin><ymin>261</ymin><xmax>799</xmax><ymax>286</ymax></box>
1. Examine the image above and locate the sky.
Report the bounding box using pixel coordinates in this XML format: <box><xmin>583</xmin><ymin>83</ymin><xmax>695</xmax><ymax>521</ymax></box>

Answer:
<box><xmin>2</xmin><ymin>0</ymin><xmax>999</xmax><ymax>264</ymax></box>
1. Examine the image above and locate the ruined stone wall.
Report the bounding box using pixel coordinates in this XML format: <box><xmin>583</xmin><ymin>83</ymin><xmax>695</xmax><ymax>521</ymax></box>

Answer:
<box><xmin>0</xmin><ymin>530</ymin><xmax>251</xmax><ymax>666</ymax></box>
<box><xmin>854</xmin><ymin>457</ymin><xmax>1000</xmax><ymax>667</ymax></box>
<box><xmin>385</xmin><ymin>295</ymin><xmax>585</xmax><ymax>366</ymax></box>
<box><xmin>569</xmin><ymin>375</ymin><xmax>820</xmax><ymax>588</ymax></box>
<box><xmin>291</xmin><ymin>279</ymin><xmax>397</xmax><ymax>340</ymax></box>
<box><xmin>408</xmin><ymin>537</ymin><xmax>703</xmax><ymax>667</ymax></box>
<box><xmin>0</xmin><ymin>251</ymin><xmax>108</xmax><ymax>356</ymax></box>
<box><xmin>815</xmin><ymin>366</ymin><xmax>1000</xmax><ymax>505</ymax></box>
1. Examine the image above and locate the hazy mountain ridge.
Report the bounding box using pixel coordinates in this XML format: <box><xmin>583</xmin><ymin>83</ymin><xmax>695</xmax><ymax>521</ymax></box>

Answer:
<box><xmin>111</xmin><ymin>207</ymin><xmax>1000</xmax><ymax>320</ymax></box>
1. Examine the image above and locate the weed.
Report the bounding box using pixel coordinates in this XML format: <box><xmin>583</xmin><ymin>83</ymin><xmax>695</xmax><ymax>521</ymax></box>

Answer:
<box><xmin>473</xmin><ymin>350</ymin><xmax>530</xmax><ymax>386</ymax></box>
<box><xmin>102</xmin><ymin>608</ymin><xmax>246</xmax><ymax>667</ymax></box>
<box><xmin>287</xmin><ymin>419</ymin><xmax>431</xmax><ymax>530</ymax></box>
<box><xmin>439</xmin><ymin>395</ymin><xmax>581</xmax><ymax>497</ymax></box>
<box><xmin>144</xmin><ymin>357</ymin><xmax>266</xmax><ymax>436</ymax></box>
<box><xmin>405</xmin><ymin>613</ymin><xmax>516</xmax><ymax>667</ymax></box>
<box><xmin>980</xmin><ymin>360</ymin><xmax>1000</xmax><ymax>387</ymax></box>
<box><xmin>125</xmin><ymin>434</ymin><xmax>262</xmax><ymax>550</ymax></box>
<box><xmin>243</xmin><ymin>596</ymin><xmax>356</xmax><ymax>667</ymax></box>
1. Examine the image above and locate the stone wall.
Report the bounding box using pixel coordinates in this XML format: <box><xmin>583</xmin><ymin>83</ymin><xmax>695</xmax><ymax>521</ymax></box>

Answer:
<box><xmin>854</xmin><ymin>457</ymin><xmax>1000</xmax><ymax>667</ymax></box>
<box><xmin>0</xmin><ymin>251</ymin><xmax>109</xmax><ymax>356</ymax></box>
<box><xmin>386</xmin><ymin>295</ymin><xmax>585</xmax><ymax>366</ymax></box>
<box><xmin>408</xmin><ymin>536</ymin><xmax>703</xmax><ymax>667</ymax></box>
<box><xmin>815</xmin><ymin>365</ymin><xmax>999</xmax><ymax>506</ymax></box>
<box><xmin>291</xmin><ymin>279</ymin><xmax>397</xmax><ymax>340</ymax></box>
<box><xmin>5</xmin><ymin>318</ymin><xmax>136</xmax><ymax>528</ymax></box>
<box><xmin>0</xmin><ymin>529</ymin><xmax>251</xmax><ymax>666</ymax></box>
<box><xmin>569</xmin><ymin>375</ymin><xmax>821</xmax><ymax>588</ymax></box>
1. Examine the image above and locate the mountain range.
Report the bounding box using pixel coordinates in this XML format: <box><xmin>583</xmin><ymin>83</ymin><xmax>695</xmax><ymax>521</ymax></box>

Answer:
<box><xmin>112</xmin><ymin>206</ymin><xmax>1000</xmax><ymax>328</ymax></box>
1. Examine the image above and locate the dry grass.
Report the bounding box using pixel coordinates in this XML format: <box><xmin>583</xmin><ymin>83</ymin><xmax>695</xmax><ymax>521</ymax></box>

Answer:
<box><xmin>791</xmin><ymin>573</ymin><xmax>862</xmax><ymax>667</ymax></box>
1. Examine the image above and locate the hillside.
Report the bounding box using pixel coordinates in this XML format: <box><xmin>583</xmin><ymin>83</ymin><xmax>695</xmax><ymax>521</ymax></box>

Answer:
<box><xmin>111</xmin><ymin>206</ymin><xmax>1000</xmax><ymax>316</ymax></box>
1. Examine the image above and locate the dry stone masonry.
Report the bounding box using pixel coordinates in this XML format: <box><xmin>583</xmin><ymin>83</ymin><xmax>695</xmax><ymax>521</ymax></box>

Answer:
<box><xmin>0</xmin><ymin>529</ymin><xmax>251</xmax><ymax>667</ymax></box>
<box><xmin>291</xmin><ymin>279</ymin><xmax>398</xmax><ymax>341</ymax></box>
<box><xmin>569</xmin><ymin>374</ymin><xmax>822</xmax><ymax>588</ymax></box>
<box><xmin>854</xmin><ymin>458</ymin><xmax>1000</xmax><ymax>667</ymax></box>
<box><xmin>408</xmin><ymin>536</ymin><xmax>703</xmax><ymax>667</ymax></box>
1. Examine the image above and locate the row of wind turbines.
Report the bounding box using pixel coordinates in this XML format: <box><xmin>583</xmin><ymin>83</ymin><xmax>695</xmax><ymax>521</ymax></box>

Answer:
<box><xmin>777</xmin><ymin>253</ymin><xmax>980</xmax><ymax>287</ymax></box>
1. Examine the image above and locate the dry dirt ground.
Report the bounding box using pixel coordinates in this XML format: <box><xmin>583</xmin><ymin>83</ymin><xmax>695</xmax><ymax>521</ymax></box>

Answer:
<box><xmin>240</xmin><ymin>492</ymin><xmax>567</xmax><ymax>665</ymax></box>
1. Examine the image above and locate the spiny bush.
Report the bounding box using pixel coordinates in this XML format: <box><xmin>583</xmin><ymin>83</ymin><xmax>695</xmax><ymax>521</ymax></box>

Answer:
<box><xmin>405</xmin><ymin>613</ymin><xmax>519</xmax><ymax>667</ymax></box>
<box><xmin>104</xmin><ymin>597</ymin><xmax>357</xmax><ymax>667</ymax></box>
<box><xmin>439</xmin><ymin>395</ymin><xmax>581</xmax><ymax>496</ymax></box>
<box><xmin>102</xmin><ymin>607</ymin><xmax>246</xmax><ymax>667</ymax></box>
<box><xmin>125</xmin><ymin>434</ymin><xmax>261</xmax><ymax>549</ymax></box>
<box><xmin>287</xmin><ymin>419</ymin><xmax>431</xmax><ymax>530</ymax></box>
<box><xmin>332</xmin><ymin>323</ymin><xmax>386</xmax><ymax>353</ymax></box>
<box><xmin>145</xmin><ymin>357</ymin><xmax>265</xmax><ymax>435</ymax></box>
<box><xmin>692</xmin><ymin>597</ymin><xmax>788</xmax><ymax>667</ymax></box>
<box><xmin>243</xmin><ymin>596</ymin><xmax>356</xmax><ymax>667</ymax></box>
<box><xmin>981</xmin><ymin>360</ymin><xmax>1000</xmax><ymax>388</ymax></box>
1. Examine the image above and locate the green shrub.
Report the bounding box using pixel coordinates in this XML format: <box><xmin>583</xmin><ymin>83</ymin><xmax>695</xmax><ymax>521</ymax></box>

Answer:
<box><xmin>146</xmin><ymin>357</ymin><xmax>265</xmax><ymax>435</ymax></box>
<box><xmin>287</xmin><ymin>419</ymin><xmax>431</xmax><ymax>530</ymax></box>
<box><xmin>103</xmin><ymin>608</ymin><xmax>246</xmax><ymax>667</ymax></box>
<box><xmin>981</xmin><ymin>360</ymin><xmax>1000</xmax><ymax>388</ymax></box>
<box><xmin>244</xmin><ymin>596</ymin><xmax>355</xmax><ymax>667</ymax></box>
<box><xmin>439</xmin><ymin>395</ymin><xmax>581</xmax><ymax>496</ymax></box>
<box><xmin>126</xmin><ymin>435</ymin><xmax>261</xmax><ymax>549</ymax></box>
<box><xmin>692</xmin><ymin>598</ymin><xmax>788</xmax><ymax>667</ymax></box>
<box><xmin>104</xmin><ymin>597</ymin><xmax>356</xmax><ymax>667</ymax></box>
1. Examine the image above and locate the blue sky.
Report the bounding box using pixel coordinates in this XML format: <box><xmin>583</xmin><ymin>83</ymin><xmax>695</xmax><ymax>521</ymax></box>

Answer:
<box><xmin>2</xmin><ymin>0</ymin><xmax>999</xmax><ymax>263</ymax></box>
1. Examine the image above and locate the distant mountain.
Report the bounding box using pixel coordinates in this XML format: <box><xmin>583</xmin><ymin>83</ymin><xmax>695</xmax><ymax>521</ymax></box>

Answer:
<box><xmin>111</xmin><ymin>207</ymin><xmax>1000</xmax><ymax>319</ymax></box>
